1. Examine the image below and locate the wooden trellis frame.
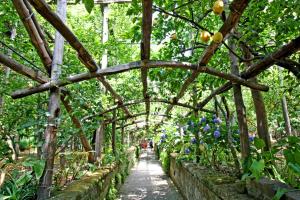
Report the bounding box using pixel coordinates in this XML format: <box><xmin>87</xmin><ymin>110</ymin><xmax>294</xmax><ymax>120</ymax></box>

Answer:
<box><xmin>1</xmin><ymin>0</ymin><xmax>300</xmax><ymax>198</ymax></box>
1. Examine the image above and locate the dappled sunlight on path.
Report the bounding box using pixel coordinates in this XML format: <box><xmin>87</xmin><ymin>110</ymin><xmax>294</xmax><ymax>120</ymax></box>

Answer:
<box><xmin>118</xmin><ymin>149</ymin><xmax>183</xmax><ymax>200</ymax></box>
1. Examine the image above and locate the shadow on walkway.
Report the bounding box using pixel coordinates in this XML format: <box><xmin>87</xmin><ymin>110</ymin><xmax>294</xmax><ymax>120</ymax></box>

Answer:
<box><xmin>118</xmin><ymin>149</ymin><xmax>183</xmax><ymax>200</ymax></box>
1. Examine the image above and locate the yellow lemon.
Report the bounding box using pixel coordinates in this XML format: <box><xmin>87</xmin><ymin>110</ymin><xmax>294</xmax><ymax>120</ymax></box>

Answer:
<box><xmin>170</xmin><ymin>33</ymin><xmax>177</xmax><ymax>40</ymax></box>
<box><xmin>200</xmin><ymin>31</ymin><xmax>211</xmax><ymax>43</ymax></box>
<box><xmin>213</xmin><ymin>0</ymin><xmax>224</xmax><ymax>15</ymax></box>
<box><xmin>212</xmin><ymin>32</ymin><xmax>223</xmax><ymax>43</ymax></box>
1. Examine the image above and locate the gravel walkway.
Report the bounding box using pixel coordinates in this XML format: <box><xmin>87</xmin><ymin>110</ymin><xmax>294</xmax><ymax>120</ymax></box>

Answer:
<box><xmin>118</xmin><ymin>149</ymin><xmax>183</xmax><ymax>200</ymax></box>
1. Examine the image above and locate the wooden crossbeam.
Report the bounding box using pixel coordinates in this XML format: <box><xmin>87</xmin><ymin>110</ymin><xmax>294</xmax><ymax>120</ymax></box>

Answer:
<box><xmin>81</xmin><ymin>98</ymin><xmax>216</xmax><ymax>121</ymax></box>
<box><xmin>105</xmin><ymin>112</ymin><xmax>171</xmax><ymax>124</ymax></box>
<box><xmin>116</xmin><ymin>119</ymin><xmax>169</xmax><ymax>130</ymax></box>
<box><xmin>94</xmin><ymin>0</ymin><xmax>131</xmax><ymax>3</ymax></box>
<box><xmin>164</xmin><ymin>0</ymin><xmax>250</xmax><ymax>115</ymax></box>
<box><xmin>27</xmin><ymin>0</ymin><xmax>132</xmax><ymax>116</ymax></box>
<box><xmin>11</xmin><ymin>60</ymin><xmax>269</xmax><ymax>98</ymax></box>
<box><xmin>0</xmin><ymin>53</ymin><xmax>49</xmax><ymax>83</ymax></box>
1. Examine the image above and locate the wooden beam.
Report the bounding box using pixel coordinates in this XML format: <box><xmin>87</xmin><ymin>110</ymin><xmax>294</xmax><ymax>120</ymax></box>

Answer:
<box><xmin>28</xmin><ymin>0</ymin><xmax>132</xmax><ymax>115</ymax></box>
<box><xmin>241</xmin><ymin>36</ymin><xmax>300</xmax><ymax>78</ymax></box>
<box><xmin>104</xmin><ymin>112</ymin><xmax>173</xmax><ymax>124</ymax></box>
<box><xmin>28</xmin><ymin>0</ymin><xmax>98</xmax><ymax>71</ymax></box>
<box><xmin>94</xmin><ymin>0</ymin><xmax>131</xmax><ymax>3</ymax></box>
<box><xmin>12</xmin><ymin>0</ymin><xmax>52</xmax><ymax>72</ymax></box>
<box><xmin>0</xmin><ymin>53</ymin><xmax>49</xmax><ymax>83</ymax></box>
<box><xmin>37</xmin><ymin>0</ymin><xmax>66</xmax><ymax>198</ymax></box>
<box><xmin>189</xmin><ymin>35</ymin><xmax>300</xmax><ymax>115</ymax></box>
<box><xmin>164</xmin><ymin>0</ymin><xmax>250</xmax><ymax>115</ymax></box>
<box><xmin>82</xmin><ymin>98</ymin><xmax>215</xmax><ymax>121</ymax></box>
<box><xmin>200</xmin><ymin>66</ymin><xmax>269</xmax><ymax>91</ymax></box>
<box><xmin>60</xmin><ymin>95</ymin><xmax>95</xmax><ymax>162</ymax></box>
<box><xmin>141</xmin><ymin>0</ymin><xmax>153</xmax><ymax>130</ymax></box>
<box><xmin>11</xmin><ymin>60</ymin><xmax>268</xmax><ymax>98</ymax></box>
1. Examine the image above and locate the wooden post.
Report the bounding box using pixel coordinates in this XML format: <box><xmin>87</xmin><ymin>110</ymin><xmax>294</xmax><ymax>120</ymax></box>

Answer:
<box><xmin>279</xmin><ymin>67</ymin><xmax>292</xmax><ymax>136</ymax></box>
<box><xmin>241</xmin><ymin>44</ymin><xmax>271</xmax><ymax>150</ymax></box>
<box><xmin>112</xmin><ymin>109</ymin><xmax>116</xmax><ymax>155</ymax></box>
<box><xmin>60</xmin><ymin>95</ymin><xmax>96</xmax><ymax>162</ymax></box>
<box><xmin>121</xmin><ymin>121</ymin><xmax>124</xmax><ymax>145</ymax></box>
<box><xmin>37</xmin><ymin>0</ymin><xmax>66</xmax><ymax>199</ymax></box>
<box><xmin>98</xmin><ymin>0</ymin><xmax>132</xmax><ymax>69</ymax></box>
<box><xmin>229</xmin><ymin>38</ymin><xmax>250</xmax><ymax>161</ymax></box>
<box><xmin>101</xmin><ymin>3</ymin><xmax>109</xmax><ymax>69</ymax></box>
<box><xmin>95</xmin><ymin>122</ymin><xmax>105</xmax><ymax>161</ymax></box>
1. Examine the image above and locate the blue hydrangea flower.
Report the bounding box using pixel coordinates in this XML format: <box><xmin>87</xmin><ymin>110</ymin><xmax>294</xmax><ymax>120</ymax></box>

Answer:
<box><xmin>198</xmin><ymin>117</ymin><xmax>206</xmax><ymax>126</ymax></box>
<box><xmin>214</xmin><ymin>130</ymin><xmax>221</xmax><ymax>138</ymax></box>
<box><xmin>188</xmin><ymin>120</ymin><xmax>194</xmax><ymax>128</ymax></box>
<box><xmin>160</xmin><ymin>139</ymin><xmax>165</xmax><ymax>143</ymax></box>
<box><xmin>184</xmin><ymin>148</ymin><xmax>191</xmax><ymax>154</ymax></box>
<box><xmin>203</xmin><ymin>124</ymin><xmax>210</xmax><ymax>132</ymax></box>
<box><xmin>191</xmin><ymin>137</ymin><xmax>197</xmax><ymax>144</ymax></box>
<box><xmin>213</xmin><ymin>117</ymin><xmax>222</xmax><ymax>124</ymax></box>
<box><xmin>161</xmin><ymin>134</ymin><xmax>167</xmax><ymax>139</ymax></box>
<box><xmin>249</xmin><ymin>135</ymin><xmax>255</xmax><ymax>142</ymax></box>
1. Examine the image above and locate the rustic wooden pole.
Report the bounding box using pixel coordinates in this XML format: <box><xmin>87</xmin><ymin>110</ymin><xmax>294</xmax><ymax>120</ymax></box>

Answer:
<box><xmin>164</xmin><ymin>0</ymin><xmax>250</xmax><ymax>115</ymax></box>
<box><xmin>229</xmin><ymin>38</ymin><xmax>250</xmax><ymax>161</ymax></box>
<box><xmin>191</xmin><ymin>35</ymin><xmax>300</xmax><ymax>114</ymax></box>
<box><xmin>101</xmin><ymin>3</ymin><xmax>109</xmax><ymax>69</ymax></box>
<box><xmin>95</xmin><ymin>122</ymin><xmax>105</xmax><ymax>161</ymax></box>
<box><xmin>241</xmin><ymin>44</ymin><xmax>271</xmax><ymax>150</ymax></box>
<box><xmin>37</xmin><ymin>0</ymin><xmax>66</xmax><ymax>199</ymax></box>
<box><xmin>60</xmin><ymin>95</ymin><xmax>96</xmax><ymax>162</ymax></box>
<box><xmin>12</xmin><ymin>0</ymin><xmax>52</xmax><ymax>72</ymax></box>
<box><xmin>141</xmin><ymin>0</ymin><xmax>153</xmax><ymax>130</ymax></box>
<box><xmin>111</xmin><ymin>109</ymin><xmax>116</xmax><ymax>155</ymax></box>
<box><xmin>11</xmin><ymin>60</ymin><xmax>269</xmax><ymax>98</ymax></box>
<box><xmin>279</xmin><ymin>67</ymin><xmax>292</xmax><ymax>136</ymax></box>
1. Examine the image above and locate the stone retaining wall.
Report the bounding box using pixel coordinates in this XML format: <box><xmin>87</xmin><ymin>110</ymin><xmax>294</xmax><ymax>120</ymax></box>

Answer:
<box><xmin>169</xmin><ymin>153</ymin><xmax>251</xmax><ymax>200</ymax></box>
<box><xmin>51</xmin><ymin>147</ymin><xmax>138</xmax><ymax>200</ymax></box>
<box><xmin>169</xmin><ymin>153</ymin><xmax>300</xmax><ymax>200</ymax></box>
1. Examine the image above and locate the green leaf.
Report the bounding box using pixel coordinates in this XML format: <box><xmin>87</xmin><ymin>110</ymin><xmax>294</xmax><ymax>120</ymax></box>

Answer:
<box><xmin>33</xmin><ymin>160</ymin><xmax>45</xmax><ymax>180</ymax></box>
<box><xmin>254</xmin><ymin>138</ymin><xmax>266</xmax><ymax>150</ymax></box>
<box><xmin>294</xmin><ymin>150</ymin><xmax>300</xmax><ymax>165</ymax></box>
<box><xmin>288</xmin><ymin>163</ymin><xmax>300</xmax><ymax>176</ymax></box>
<box><xmin>83</xmin><ymin>0</ymin><xmax>94</xmax><ymax>13</ymax></box>
<box><xmin>0</xmin><ymin>195</ymin><xmax>12</xmax><ymax>200</ymax></box>
<box><xmin>272</xmin><ymin>188</ymin><xmax>288</xmax><ymax>200</ymax></box>
<box><xmin>250</xmin><ymin>159</ymin><xmax>265</xmax><ymax>180</ymax></box>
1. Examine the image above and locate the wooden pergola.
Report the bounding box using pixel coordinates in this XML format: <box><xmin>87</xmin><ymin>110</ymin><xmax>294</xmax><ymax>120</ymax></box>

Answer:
<box><xmin>0</xmin><ymin>0</ymin><xmax>299</xmax><ymax>199</ymax></box>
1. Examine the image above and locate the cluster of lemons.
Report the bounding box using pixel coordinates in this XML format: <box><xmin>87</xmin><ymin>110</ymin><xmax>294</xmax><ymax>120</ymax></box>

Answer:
<box><xmin>200</xmin><ymin>0</ymin><xmax>224</xmax><ymax>44</ymax></box>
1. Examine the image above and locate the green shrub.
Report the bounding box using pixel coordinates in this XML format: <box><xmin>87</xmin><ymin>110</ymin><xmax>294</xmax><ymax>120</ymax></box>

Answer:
<box><xmin>160</xmin><ymin>150</ymin><xmax>170</xmax><ymax>174</ymax></box>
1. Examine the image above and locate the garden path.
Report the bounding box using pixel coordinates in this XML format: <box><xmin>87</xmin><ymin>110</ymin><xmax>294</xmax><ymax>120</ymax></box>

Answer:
<box><xmin>118</xmin><ymin>149</ymin><xmax>183</xmax><ymax>200</ymax></box>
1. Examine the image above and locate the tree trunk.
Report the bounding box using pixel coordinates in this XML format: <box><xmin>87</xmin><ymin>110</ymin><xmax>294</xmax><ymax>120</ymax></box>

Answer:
<box><xmin>37</xmin><ymin>0</ymin><xmax>66</xmax><ymax>199</ymax></box>
<box><xmin>241</xmin><ymin>44</ymin><xmax>271</xmax><ymax>150</ymax></box>
<box><xmin>229</xmin><ymin>38</ymin><xmax>250</xmax><ymax>161</ymax></box>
